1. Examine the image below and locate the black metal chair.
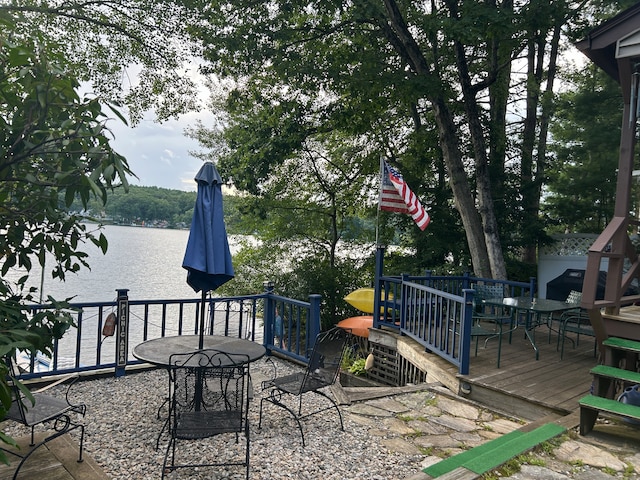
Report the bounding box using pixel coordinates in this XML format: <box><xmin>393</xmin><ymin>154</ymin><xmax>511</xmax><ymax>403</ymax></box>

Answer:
<box><xmin>556</xmin><ymin>291</ymin><xmax>596</xmax><ymax>359</ymax></box>
<box><xmin>162</xmin><ymin>349</ymin><xmax>251</xmax><ymax>480</ymax></box>
<box><xmin>545</xmin><ymin>289</ymin><xmax>580</xmax><ymax>342</ymax></box>
<box><xmin>258</xmin><ymin>326</ymin><xmax>349</xmax><ymax>447</ymax></box>
<box><xmin>470</xmin><ymin>284</ymin><xmax>514</xmax><ymax>368</ymax></box>
<box><xmin>1</xmin><ymin>357</ymin><xmax>86</xmax><ymax>480</ymax></box>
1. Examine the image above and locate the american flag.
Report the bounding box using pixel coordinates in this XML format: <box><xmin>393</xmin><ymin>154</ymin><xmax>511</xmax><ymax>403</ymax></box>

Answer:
<box><xmin>379</xmin><ymin>160</ymin><xmax>430</xmax><ymax>231</ymax></box>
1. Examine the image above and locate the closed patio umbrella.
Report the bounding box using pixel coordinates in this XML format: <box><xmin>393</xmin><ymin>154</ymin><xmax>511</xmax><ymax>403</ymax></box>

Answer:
<box><xmin>182</xmin><ymin>161</ymin><xmax>235</xmax><ymax>349</ymax></box>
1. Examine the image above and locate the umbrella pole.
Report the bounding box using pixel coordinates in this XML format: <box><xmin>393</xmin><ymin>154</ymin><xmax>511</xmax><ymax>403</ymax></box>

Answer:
<box><xmin>199</xmin><ymin>290</ymin><xmax>206</xmax><ymax>350</ymax></box>
<box><xmin>195</xmin><ymin>290</ymin><xmax>207</xmax><ymax>411</ymax></box>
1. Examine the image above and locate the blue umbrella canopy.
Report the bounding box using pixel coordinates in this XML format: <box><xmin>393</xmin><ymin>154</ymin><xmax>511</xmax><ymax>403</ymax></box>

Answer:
<box><xmin>182</xmin><ymin>162</ymin><xmax>235</xmax><ymax>293</ymax></box>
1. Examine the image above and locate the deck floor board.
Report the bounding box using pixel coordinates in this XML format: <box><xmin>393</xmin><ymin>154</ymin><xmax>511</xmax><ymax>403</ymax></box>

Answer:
<box><xmin>462</xmin><ymin>325</ymin><xmax>598</xmax><ymax>415</ymax></box>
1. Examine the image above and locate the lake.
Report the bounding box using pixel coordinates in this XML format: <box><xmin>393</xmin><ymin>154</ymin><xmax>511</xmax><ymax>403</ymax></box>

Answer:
<box><xmin>7</xmin><ymin>224</ymin><xmax>237</xmax><ymax>304</ymax></box>
<box><xmin>6</xmin><ymin>225</ymin><xmax>252</xmax><ymax>368</ymax></box>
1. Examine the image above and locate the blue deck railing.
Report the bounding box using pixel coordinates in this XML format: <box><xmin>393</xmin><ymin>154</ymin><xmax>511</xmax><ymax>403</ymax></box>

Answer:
<box><xmin>16</xmin><ymin>286</ymin><xmax>321</xmax><ymax>380</ymax></box>
<box><xmin>373</xmin><ymin>251</ymin><xmax>536</xmax><ymax>375</ymax></box>
<box><xmin>17</xmin><ymin>255</ymin><xmax>536</xmax><ymax>380</ymax></box>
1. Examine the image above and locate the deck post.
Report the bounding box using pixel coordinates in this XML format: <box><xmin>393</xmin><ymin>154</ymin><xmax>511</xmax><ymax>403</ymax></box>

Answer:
<box><xmin>263</xmin><ymin>281</ymin><xmax>275</xmax><ymax>352</ymax></box>
<box><xmin>373</xmin><ymin>246</ymin><xmax>385</xmax><ymax>328</ymax></box>
<box><xmin>115</xmin><ymin>289</ymin><xmax>129</xmax><ymax>377</ymax></box>
<box><xmin>401</xmin><ymin>273</ymin><xmax>410</xmax><ymax>330</ymax></box>
<box><xmin>459</xmin><ymin>288</ymin><xmax>474</xmax><ymax>375</ymax></box>
<box><xmin>307</xmin><ymin>294</ymin><xmax>322</xmax><ymax>354</ymax></box>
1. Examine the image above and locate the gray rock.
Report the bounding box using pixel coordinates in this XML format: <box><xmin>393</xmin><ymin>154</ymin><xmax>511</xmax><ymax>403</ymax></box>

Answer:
<box><xmin>555</xmin><ymin>440</ymin><xmax>628</xmax><ymax>472</ymax></box>
<box><xmin>430</xmin><ymin>414</ymin><xmax>478</xmax><ymax>432</ymax></box>
<box><xmin>507</xmin><ymin>464</ymin><xmax>571</xmax><ymax>479</ymax></box>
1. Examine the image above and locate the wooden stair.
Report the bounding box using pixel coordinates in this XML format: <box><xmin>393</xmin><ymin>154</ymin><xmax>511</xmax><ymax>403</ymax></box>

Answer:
<box><xmin>579</xmin><ymin>336</ymin><xmax>640</xmax><ymax>434</ymax></box>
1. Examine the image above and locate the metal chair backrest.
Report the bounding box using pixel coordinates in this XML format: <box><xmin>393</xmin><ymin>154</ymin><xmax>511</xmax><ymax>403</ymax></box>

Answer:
<box><xmin>566</xmin><ymin>290</ymin><xmax>582</xmax><ymax>304</ymax></box>
<box><xmin>299</xmin><ymin>327</ymin><xmax>349</xmax><ymax>394</ymax></box>
<box><xmin>472</xmin><ymin>284</ymin><xmax>506</xmax><ymax>313</ymax></box>
<box><xmin>163</xmin><ymin>349</ymin><xmax>251</xmax><ymax>479</ymax></box>
<box><xmin>169</xmin><ymin>349</ymin><xmax>250</xmax><ymax>438</ymax></box>
<box><xmin>473</xmin><ymin>284</ymin><xmax>505</xmax><ymax>301</ymax></box>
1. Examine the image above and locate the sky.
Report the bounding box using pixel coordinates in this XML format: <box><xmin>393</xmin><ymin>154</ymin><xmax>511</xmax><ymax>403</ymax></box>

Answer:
<box><xmin>106</xmin><ymin>48</ymin><xmax>587</xmax><ymax>194</ymax></box>
<box><xmin>108</xmin><ymin>109</ymin><xmax>215</xmax><ymax>192</ymax></box>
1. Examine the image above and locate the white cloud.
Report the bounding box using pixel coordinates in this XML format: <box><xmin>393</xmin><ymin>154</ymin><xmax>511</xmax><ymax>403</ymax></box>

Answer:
<box><xmin>109</xmin><ymin>110</ymin><xmax>216</xmax><ymax>191</ymax></box>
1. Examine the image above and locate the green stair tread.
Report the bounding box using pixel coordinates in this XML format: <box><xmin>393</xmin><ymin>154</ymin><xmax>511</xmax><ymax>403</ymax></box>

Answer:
<box><xmin>590</xmin><ymin>365</ymin><xmax>640</xmax><ymax>384</ymax></box>
<box><xmin>422</xmin><ymin>424</ymin><xmax>566</xmax><ymax>478</ymax></box>
<box><xmin>462</xmin><ymin>423</ymin><xmax>566</xmax><ymax>475</ymax></box>
<box><xmin>580</xmin><ymin>395</ymin><xmax>640</xmax><ymax>419</ymax></box>
<box><xmin>603</xmin><ymin>337</ymin><xmax>640</xmax><ymax>353</ymax></box>
<box><xmin>422</xmin><ymin>430</ymin><xmax>525</xmax><ymax>477</ymax></box>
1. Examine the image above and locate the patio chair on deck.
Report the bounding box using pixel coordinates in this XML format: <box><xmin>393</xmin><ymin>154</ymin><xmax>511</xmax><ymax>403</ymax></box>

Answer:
<box><xmin>162</xmin><ymin>349</ymin><xmax>251</xmax><ymax>480</ymax></box>
<box><xmin>1</xmin><ymin>356</ymin><xmax>86</xmax><ymax>480</ymax></box>
<box><xmin>544</xmin><ymin>290</ymin><xmax>580</xmax><ymax>343</ymax></box>
<box><xmin>258</xmin><ymin>326</ymin><xmax>349</xmax><ymax>447</ymax></box>
<box><xmin>556</xmin><ymin>291</ymin><xmax>596</xmax><ymax>359</ymax></box>
<box><xmin>470</xmin><ymin>284</ymin><xmax>514</xmax><ymax>368</ymax></box>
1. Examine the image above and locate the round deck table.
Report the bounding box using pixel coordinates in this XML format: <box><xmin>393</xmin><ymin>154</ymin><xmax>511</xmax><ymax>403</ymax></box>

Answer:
<box><xmin>132</xmin><ymin>335</ymin><xmax>266</xmax><ymax>367</ymax></box>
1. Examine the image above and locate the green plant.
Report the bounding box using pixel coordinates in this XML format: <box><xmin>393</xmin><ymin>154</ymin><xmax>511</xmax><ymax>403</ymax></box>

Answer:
<box><xmin>537</xmin><ymin>440</ymin><xmax>556</xmax><ymax>455</ymax></box>
<box><xmin>623</xmin><ymin>463</ymin><xmax>635</xmax><ymax>478</ymax></box>
<box><xmin>484</xmin><ymin>457</ymin><xmax>521</xmax><ymax>478</ymax></box>
<box><xmin>424</xmin><ymin>396</ymin><xmax>438</xmax><ymax>407</ymax></box>
<box><xmin>419</xmin><ymin>446</ymin><xmax>433</xmax><ymax>456</ymax></box>
<box><xmin>528</xmin><ymin>457</ymin><xmax>546</xmax><ymax>467</ymax></box>
<box><xmin>348</xmin><ymin>358</ymin><xmax>367</xmax><ymax>376</ymax></box>
<box><xmin>341</xmin><ymin>348</ymin><xmax>356</xmax><ymax>370</ymax></box>
<box><xmin>0</xmin><ymin>37</ymin><xmax>131</xmax><ymax>465</ymax></box>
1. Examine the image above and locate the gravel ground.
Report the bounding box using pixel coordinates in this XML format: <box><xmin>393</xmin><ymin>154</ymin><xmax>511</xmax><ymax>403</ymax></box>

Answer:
<box><xmin>2</xmin><ymin>358</ymin><xmax>425</xmax><ymax>480</ymax></box>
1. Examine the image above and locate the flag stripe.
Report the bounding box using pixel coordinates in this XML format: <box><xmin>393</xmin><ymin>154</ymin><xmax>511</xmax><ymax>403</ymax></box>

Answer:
<box><xmin>379</xmin><ymin>185</ymin><xmax>409</xmax><ymax>213</ymax></box>
<box><xmin>379</xmin><ymin>160</ymin><xmax>430</xmax><ymax>231</ymax></box>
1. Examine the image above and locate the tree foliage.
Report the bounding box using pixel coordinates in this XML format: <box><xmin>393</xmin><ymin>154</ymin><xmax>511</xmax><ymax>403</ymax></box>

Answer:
<box><xmin>0</xmin><ymin>37</ymin><xmax>132</xmax><ymax>460</ymax></box>
<box><xmin>545</xmin><ymin>65</ymin><xmax>623</xmax><ymax>233</ymax></box>
<box><xmin>0</xmin><ymin>0</ymin><xmax>203</xmax><ymax>123</ymax></box>
<box><xmin>184</xmin><ymin>0</ymin><xmax>628</xmax><ymax>283</ymax></box>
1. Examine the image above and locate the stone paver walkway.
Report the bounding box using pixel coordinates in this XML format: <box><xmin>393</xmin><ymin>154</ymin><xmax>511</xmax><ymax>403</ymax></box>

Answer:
<box><xmin>338</xmin><ymin>384</ymin><xmax>640</xmax><ymax>479</ymax></box>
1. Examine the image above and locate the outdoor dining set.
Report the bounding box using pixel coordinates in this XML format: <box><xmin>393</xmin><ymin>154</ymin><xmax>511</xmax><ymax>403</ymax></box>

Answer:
<box><xmin>471</xmin><ymin>284</ymin><xmax>593</xmax><ymax>368</ymax></box>
<box><xmin>130</xmin><ymin>326</ymin><xmax>349</xmax><ymax>478</ymax></box>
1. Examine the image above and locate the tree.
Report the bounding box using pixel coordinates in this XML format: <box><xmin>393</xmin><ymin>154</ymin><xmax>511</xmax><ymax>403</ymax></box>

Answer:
<box><xmin>0</xmin><ymin>38</ymin><xmax>132</xmax><ymax>460</ymax></box>
<box><xmin>544</xmin><ymin>64</ymin><xmax>623</xmax><ymax>233</ymax></box>
<box><xmin>0</xmin><ymin>0</ymin><xmax>203</xmax><ymax>123</ymax></box>
<box><xmin>200</xmin><ymin>128</ymin><xmax>381</xmax><ymax>324</ymax></box>
<box><xmin>184</xmin><ymin>0</ymin><xmax>622</xmax><ymax>281</ymax></box>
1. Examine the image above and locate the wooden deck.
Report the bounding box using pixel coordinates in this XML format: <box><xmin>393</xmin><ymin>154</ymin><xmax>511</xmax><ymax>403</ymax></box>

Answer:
<box><xmin>0</xmin><ymin>432</ymin><xmax>108</xmax><ymax>480</ymax></box>
<box><xmin>458</xmin><ymin>324</ymin><xmax>599</xmax><ymax>420</ymax></box>
<box><xmin>369</xmin><ymin>321</ymin><xmax>600</xmax><ymax>422</ymax></box>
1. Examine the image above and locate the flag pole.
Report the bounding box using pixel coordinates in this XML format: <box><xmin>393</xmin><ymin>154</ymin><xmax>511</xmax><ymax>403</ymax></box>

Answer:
<box><xmin>375</xmin><ymin>155</ymin><xmax>384</xmax><ymax>247</ymax></box>
<box><xmin>374</xmin><ymin>156</ymin><xmax>385</xmax><ymax>327</ymax></box>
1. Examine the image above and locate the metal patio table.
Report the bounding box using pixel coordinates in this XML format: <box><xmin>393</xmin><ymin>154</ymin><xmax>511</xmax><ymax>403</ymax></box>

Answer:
<box><xmin>132</xmin><ymin>335</ymin><xmax>266</xmax><ymax>367</ymax></box>
<box><xmin>482</xmin><ymin>297</ymin><xmax>580</xmax><ymax>360</ymax></box>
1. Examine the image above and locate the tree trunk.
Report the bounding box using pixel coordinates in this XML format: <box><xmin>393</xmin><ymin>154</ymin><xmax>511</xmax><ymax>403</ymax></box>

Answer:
<box><xmin>488</xmin><ymin>0</ymin><xmax>512</xmax><ymax>260</ymax></box>
<box><xmin>431</xmin><ymin>97</ymin><xmax>492</xmax><ymax>278</ymax></box>
<box><xmin>520</xmin><ymin>18</ymin><xmax>561</xmax><ymax>264</ymax></box>
<box><xmin>380</xmin><ymin>0</ymin><xmax>493</xmax><ymax>277</ymax></box>
<box><xmin>451</xmin><ymin>34</ymin><xmax>507</xmax><ymax>280</ymax></box>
